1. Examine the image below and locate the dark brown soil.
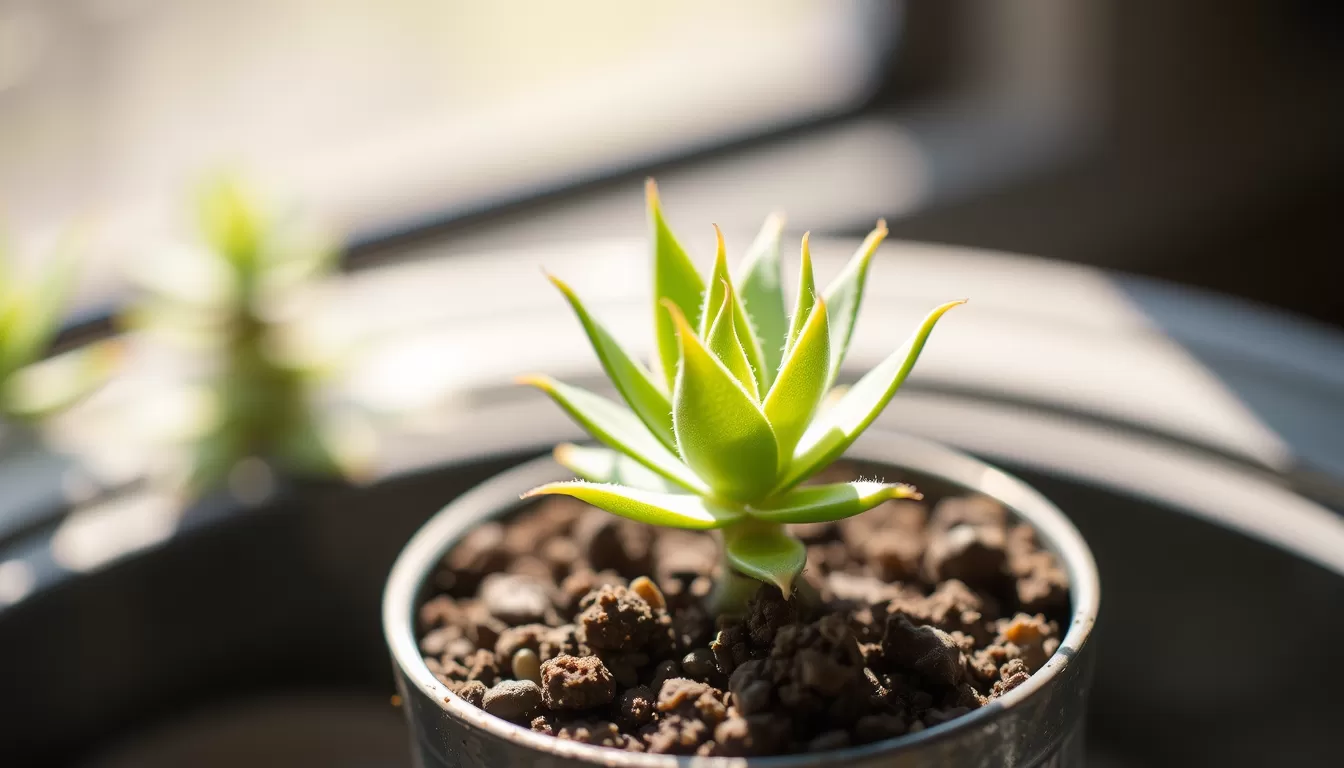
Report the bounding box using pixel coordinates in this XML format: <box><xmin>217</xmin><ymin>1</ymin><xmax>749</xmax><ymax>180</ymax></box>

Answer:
<box><xmin>416</xmin><ymin>464</ymin><xmax>1070</xmax><ymax>757</ymax></box>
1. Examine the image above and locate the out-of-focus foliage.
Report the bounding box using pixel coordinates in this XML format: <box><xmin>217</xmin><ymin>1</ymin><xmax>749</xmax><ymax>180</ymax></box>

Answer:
<box><xmin>128</xmin><ymin>178</ymin><xmax>374</xmax><ymax>497</ymax></box>
<box><xmin>0</xmin><ymin>231</ymin><xmax>118</xmax><ymax>423</ymax></box>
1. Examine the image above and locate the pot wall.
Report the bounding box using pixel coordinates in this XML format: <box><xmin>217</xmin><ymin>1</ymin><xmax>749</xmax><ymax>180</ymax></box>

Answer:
<box><xmin>384</xmin><ymin>433</ymin><xmax>1100</xmax><ymax>767</ymax></box>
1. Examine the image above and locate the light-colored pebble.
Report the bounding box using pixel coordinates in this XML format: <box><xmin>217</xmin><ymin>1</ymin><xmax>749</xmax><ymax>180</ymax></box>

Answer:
<box><xmin>512</xmin><ymin>647</ymin><xmax>542</xmax><ymax>684</ymax></box>
<box><xmin>629</xmin><ymin>575</ymin><xmax>666</xmax><ymax>610</ymax></box>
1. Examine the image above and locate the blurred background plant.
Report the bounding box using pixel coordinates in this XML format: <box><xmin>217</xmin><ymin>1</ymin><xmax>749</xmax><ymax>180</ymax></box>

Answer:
<box><xmin>0</xmin><ymin>228</ymin><xmax>118</xmax><ymax>432</ymax></box>
<box><xmin>123</xmin><ymin>177</ymin><xmax>375</xmax><ymax>499</ymax></box>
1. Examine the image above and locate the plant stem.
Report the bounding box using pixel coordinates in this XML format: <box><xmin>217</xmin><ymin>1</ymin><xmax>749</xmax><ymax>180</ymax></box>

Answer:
<box><xmin>705</xmin><ymin>566</ymin><xmax>762</xmax><ymax>619</ymax></box>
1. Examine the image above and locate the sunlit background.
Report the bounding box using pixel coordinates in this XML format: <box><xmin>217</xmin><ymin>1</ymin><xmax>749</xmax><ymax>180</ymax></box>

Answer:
<box><xmin>1</xmin><ymin>1</ymin><xmax>1342</xmax><ymax>766</ymax></box>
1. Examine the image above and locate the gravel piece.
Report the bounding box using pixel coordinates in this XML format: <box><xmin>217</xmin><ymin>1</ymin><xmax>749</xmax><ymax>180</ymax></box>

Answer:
<box><xmin>511</xmin><ymin>648</ymin><xmax>542</xmax><ymax>684</ymax></box>
<box><xmin>480</xmin><ymin>573</ymin><xmax>552</xmax><ymax>625</ymax></box>
<box><xmin>482</xmin><ymin>680</ymin><xmax>542</xmax><ymax>720</ymax></box>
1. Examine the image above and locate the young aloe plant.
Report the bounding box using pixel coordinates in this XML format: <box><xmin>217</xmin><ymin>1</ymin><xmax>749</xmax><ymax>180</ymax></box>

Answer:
<box><xmin>520</xmin><ymin>180</ymin><xmax>964</xmax><ymax>614</ymax></box>
<box><xmin>129</xmin><ymin>177</ymin><xmax>372</xmax><ymax>496</ymax></box>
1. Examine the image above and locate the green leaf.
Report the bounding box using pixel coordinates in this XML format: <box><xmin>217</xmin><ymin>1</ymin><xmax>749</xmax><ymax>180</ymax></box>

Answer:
<box><xmin>763</xmin><ymin>297</ymin><xmax>830</xmax><ymax>461</ymax></box>
<box><xmin>664</xmin><ymin>300</ymin><xmax>779</xmax><ymax>502</ymax></box>
<box><xmin>749</xmin><ymin>481</ymin><xmax>921</xmax><ymax>524</ymax></box>
<box><xmin>553</xmin><ymin>443</ymin><xmax>681</xmax><ymax>493</ymax></box>
<box><xmin>778</xmin><ymin>299</ymin><xmax>965</xmax><ymax>491</ymax></box>
<box><xmin>823</xmin><ymin>221</ymin><xmax>888</xmax><ymax>388</ymax></box>
<box><xmin>647</xmin><ymin>179</ymin><xmax>706</xmax><ymax>391</ymax></box>
<box><xmin>737</xmin><ymin>213</ymin><xmax>788</xmax><ymax>390</ymax></box>
<box><xmin>0</xmin><ymin>338</ymin><xmax>121</xmax><ymax>420</ymax></box>
<box><xmin>705</xmin><ymin>287</ymin><xmax>759</xmax><ymax>400</ymax></box>
<box><xmin>785</xmin><ymin>232</ymin><xmax>817</xmax><ymax>356</ymax></box>
<box><xmin>547</xmin><ymin>273</ymin><xmax>676</xmax><ymax>451</ymax></box>
<box><xmin>698</xmin><ymin>226</ymin><xmax>768</xmax><ymax>394</ymax></box>
<box><xmin>0</xmin><ymin>228</ymin><xmax>82</xmax><ymax>379</ymax></box>
<box><xmin>198</xmin><ymin>177</ymin><xmax>262</xmax><ymax>274</ymax></box>
<box><xmin>523</xmin><ymin>481</ymin><xmax>744</xmax><ymax>530</ymax></box>
<box><xmin>723</xmin><ymin>522</ymin><xmax>807</xmax><ymax>594</ymax></box>
<box><xmin>520</xmin><ymin>375</ymin><xmax>707</xmax><ymax>493</ymax></box>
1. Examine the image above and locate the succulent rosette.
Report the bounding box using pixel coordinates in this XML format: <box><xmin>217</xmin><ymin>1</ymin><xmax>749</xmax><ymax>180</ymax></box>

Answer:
<box><xmin>522</xmin><ymin>180</ymin><xmax>963</xmax><ymax>610</ymax></box>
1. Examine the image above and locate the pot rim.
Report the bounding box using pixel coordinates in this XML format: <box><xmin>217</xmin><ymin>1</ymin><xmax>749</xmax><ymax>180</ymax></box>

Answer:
<box><xmin>383</xmin><ymin>430</ymin><xmax>1101</xmax><ymax>766</ymax></box>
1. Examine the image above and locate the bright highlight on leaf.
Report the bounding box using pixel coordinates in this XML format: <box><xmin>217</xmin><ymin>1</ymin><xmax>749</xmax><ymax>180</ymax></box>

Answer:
<box><xmin>763</xmin><ymin>298</ymin><xmax>829</xmax><ymax>462</ymax></box>
<box><xmin>524</xmin><ymin>481</ymin><xmax>744</xmax><ymax>530</ymax></box>
<box><xmin>526</xmin><ymin>180</ymin><xmax>963</xmax><ymax>607</ymax></box>
<box><xmin>823</xmin><ymin>221</ymin><xmax>888</xmax><ymax>389</ymax></box>
<box><xmin>700</xmin><ymin>226</ymin><xmax>768</xmax><ymax>395</ymax></box>
<box><xmin>785</xmin><ymin>232</ymin><xmax>817</xmax><ymax>357</ymax></box>
<box><xmin>705</xmin><ymin>287</ymin><xmax>759</xmax><ymax>400</ymax></box>
<box><xmin>648</xmin><ymin>179</ymin><xmax>705</xmax><ymax>391</ymax></box>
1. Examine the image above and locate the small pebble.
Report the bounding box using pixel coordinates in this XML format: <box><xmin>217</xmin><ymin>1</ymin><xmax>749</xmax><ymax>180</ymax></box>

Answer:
<box><xmin>512</xmin><ymin>648</ymin><xmax>542</xmax><ymax>684</ymax></box>
<box><xmin>482</xmin><ymin>679</ymin><xmax>543</xmax><ymax>720</ymax></box>
<box><xmin>680</xmin><ymin>648</ymin><xmax>717</xmax><ymax>681</ymax></box>
<box><xmin>480</xmin><ymin>573</ymin><xmax>552</xmax><ymax>624</ymax></box>
<box><xmin>630</xmin><ymin>575</ymin><xmax>667</xmax><ymax>610</ymax></box>
<box><xmin>735</xmin><ymin>680</ymin><xmax>772</xmax><ymax>715</ymax></box>
<box><xmin>650</xmin><ymin>659</ymin><xmax>681</xmax><ymax>691</ymax></box>
<box><xmin>923</xmin><ymin>524</ymin><xmax>1007</xmax><ymax>588</ymax></box>
<box><xmin>884</xmin><ymin>615</ymin><xmax>966</xmax><ymax>686</ymax></box>
<box><xmin>494</xmin><ymin>624</ymin><xmax>548</xmax><ymax>661</ymax></box>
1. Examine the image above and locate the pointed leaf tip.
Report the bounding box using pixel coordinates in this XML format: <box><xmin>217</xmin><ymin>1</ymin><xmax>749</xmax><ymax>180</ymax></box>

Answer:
<box><xmin>525</xmin><ymin>481</ymin><xmax>744</xmax><ymax>530</ymax></box>
<box><xmin>779</xmin><ymin>299</ymin><xmax>965</xmax><ymax>491</ymax></box>
<box><xmin>737</xmin><ymin>213</ymin><xmax>790</xmax><ymax>391</ymax></box>
<box><xmin>649</xmin><ymin>187</ymin><xmax>705</xmax><ymax>391</ymax></box>
<box><xmin>786</xmin><ymin>232</ymin><xmax>817</xmax><ymax>357</ymax></box>
<box><xmin>764</xmin><ymin>295</ymin><xmax>830</xmax><ymax>461</ymax></box>
<box><xmin>706</xmin><ymin>283</ymin><xmax>759</xmax><ymax>399</ymax></box>
<box><xmin>822</xmin><ymin>221</ymin><xmax>891</xmax><ymax>388</ymax></box>
<box><xmin>546</xmin><ymin>271</ymin><xmax>675</xmax><ymax>450</ymax></box>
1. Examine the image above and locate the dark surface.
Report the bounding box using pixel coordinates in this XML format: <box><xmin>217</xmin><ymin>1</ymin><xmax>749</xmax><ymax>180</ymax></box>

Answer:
<box><xmin>0</xmin><ymin>453</ymin><xmax>525</xmax><ymax>767</ymax></box>
<box><xmin>0</xmin><ymin>434</ymin><xmax>1341</xmax><ymax>765</ymax></box>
